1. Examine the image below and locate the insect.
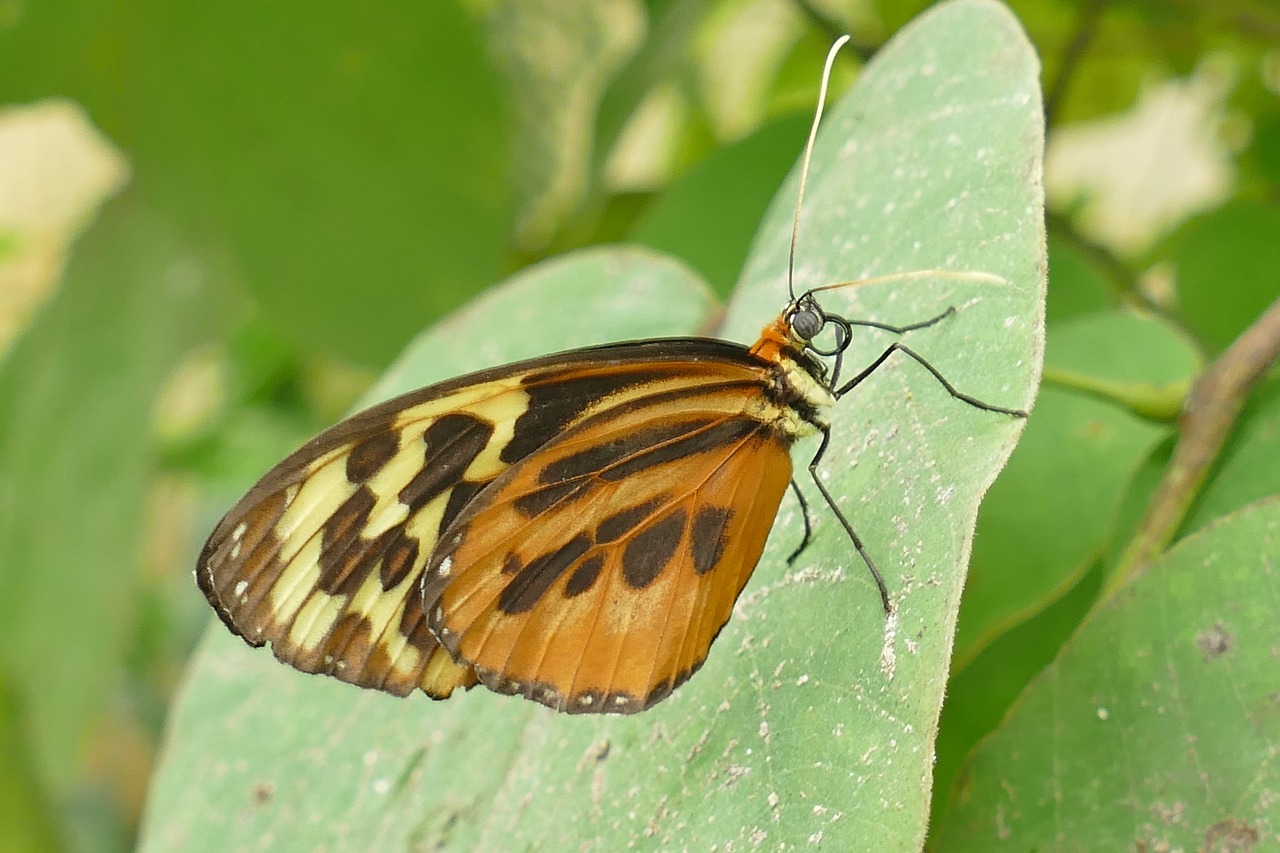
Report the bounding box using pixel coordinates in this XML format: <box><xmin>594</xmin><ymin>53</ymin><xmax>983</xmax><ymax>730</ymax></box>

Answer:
<box><xmin>196</xmin><ymin>37</ymin><xmax>1026</xmax><ymax>715</ymax></box>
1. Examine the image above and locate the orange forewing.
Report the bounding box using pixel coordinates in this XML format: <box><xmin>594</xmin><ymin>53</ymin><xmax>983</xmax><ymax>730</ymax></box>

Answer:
<box><xmin>421</xmin><ymin>384</ymin><xmax>795</xmax><ymax>713</ymax></box>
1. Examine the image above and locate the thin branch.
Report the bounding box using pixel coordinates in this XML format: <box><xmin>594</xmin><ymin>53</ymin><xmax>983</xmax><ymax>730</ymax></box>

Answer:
<box><xmin>1105</xmin><ymin>296</ymin><xmax>1280</xmax><ymax>599</ymax></box>
<box><xmin>1044</xmin><ymin>0</ymin><xmax>1109</xmax><ymax>126</ymax></box>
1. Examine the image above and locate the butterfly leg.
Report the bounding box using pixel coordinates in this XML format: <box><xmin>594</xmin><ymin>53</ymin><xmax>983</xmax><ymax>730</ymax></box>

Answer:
<box><xmin>785</xmin><ymin>479</ymin><xmax>814</xmax><ymax>564</ymax></box>
<box><xmin>805</xmin><ymin>426</ymin><xmax>893</xmax><ymax>615</ymax></box>
<box><xmin>834</xmin><ymin>341</ymin><xmax>1028</xmax><ymax>416</ymax></box>
<box><xmin>822</xmin><ymin>308</ymin><xmax>958</xmax><ymax>388</ymax></box>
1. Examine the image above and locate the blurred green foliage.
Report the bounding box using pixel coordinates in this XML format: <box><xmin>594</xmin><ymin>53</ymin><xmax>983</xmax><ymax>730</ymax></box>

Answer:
<box><xmin>1</xmin><ymin>0</ymin><xmax>1277</xmax><ymax>850</ymax></box>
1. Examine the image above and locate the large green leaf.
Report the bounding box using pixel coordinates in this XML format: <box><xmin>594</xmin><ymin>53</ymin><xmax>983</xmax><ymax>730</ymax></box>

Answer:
<box><xmin>934</xmin><ymin>498</ymin><xmax>1280</xmax><ymax>850</ymax></box>
<box><xmin>0</xmin><ymin>0</ymin><xmax>510</xmax><ymax>367</ymax></box>
<box><xmin>0</xmin><ymin>194</ymin><xmax>221</xmax><ymax>795</ymax></box>
<box><xmin>143</xmin><ymin>1</ymin><xmax>1044</xmax><ymax>848</ymax></box>
<box><xmin>953</xmin><ymin>310</ymin><xmax>1200</xmax><ymax>669</ymax></box>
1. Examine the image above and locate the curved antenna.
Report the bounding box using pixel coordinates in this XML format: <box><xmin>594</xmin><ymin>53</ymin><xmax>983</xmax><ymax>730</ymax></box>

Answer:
<box><xmin>788</xmin><ymin>34</ymin><xmax>851</xmax><ymax>302</ymax></box>
<box><xmin>805</xmin><ymin>268</ymin><xmax>1010</xmax><ymax>297</ymax></box>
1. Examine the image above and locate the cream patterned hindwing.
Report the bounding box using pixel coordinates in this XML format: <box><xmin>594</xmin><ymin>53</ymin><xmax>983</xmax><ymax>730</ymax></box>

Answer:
<box><xmin>196</xmin><ymin>377</ymin><xmax>533</xmax><ymax>697</ymax></box>
<box><xmin>196</xmin><ymin>339</ymin><xmax>783</xmax><ymax>698</ymax></box>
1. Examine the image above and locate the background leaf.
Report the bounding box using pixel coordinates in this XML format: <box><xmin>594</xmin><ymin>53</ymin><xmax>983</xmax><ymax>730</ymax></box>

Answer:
<box><xmin>933</xmin><ymin>497</ymin><xmax>1280</xmax><ymax>851</ymax></box>
<box><xmin>1162</xmin><ymin>200</ymin><xmax>1280</xmax><ymax>355</ymax></box>
<box><xmin>0</xmin><ymin>195</ymin><xmax>220</xmax><ymax>799</ymax></box>
<box><xmin>953</xmin><ymin>310</ymin><xmax>1200</xmax><ymax>669</ymax></box>
<box><xmin>0</xmin><ymin>0</ymin><xmax>510</xmax><ymax>367</ymax></box>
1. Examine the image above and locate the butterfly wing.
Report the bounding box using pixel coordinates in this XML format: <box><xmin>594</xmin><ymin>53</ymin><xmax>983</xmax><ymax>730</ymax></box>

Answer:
<box><xmin>196</xmin><ymin>338</ymin><xmax>788</xmax><ymax>702</ymax></box>
<box><xmin>195</xmin><ymin>376</ymin><xmax>525</xmax><ymax>697</ymax></box>
<box><xmin>421</xmin><ymin>374</ymin><xmax>796</xmax><ymax>714</ymax></box>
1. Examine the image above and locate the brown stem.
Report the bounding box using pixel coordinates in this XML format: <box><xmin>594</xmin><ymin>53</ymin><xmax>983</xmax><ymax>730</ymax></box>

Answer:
<box><xmin>792</xmin><ymin>1</ymin><xmax>877</xmax><ymax>63</ymax></box>
<box><xmin>1043</xmin><ymin>0</ymin><xmax>1108</xmax><ymax>127</ymax></box>
<box><xmin>1106</xmin><ymin>296</ymin><xmax>1280</xmax><ymax>598</ymax></box>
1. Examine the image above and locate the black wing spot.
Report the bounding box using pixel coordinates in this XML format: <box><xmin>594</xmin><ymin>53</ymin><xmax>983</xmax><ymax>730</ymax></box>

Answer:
<box><xmin>399</xmin><ymin>581</ymin><xmax>438</xmax><ymax>650</ymax></box>
<box><xmin>502</xmin><ymin>366</ymin><xmax>678</xmax><ymax>463</ymax></box>
<box><xmin>540</xmin><ymin>419</ymin><xmax>716</xmax><ymax>485</ymax></box>
<box><xmin>346</xmin><ymin>432</ymin><xmax>400</xmax><ymax>482</ymax></box>
<box><xmin>690</xmin><ymin>506</ymin><xmax>733</xmax><ymax>575</ymax></box>
<box><xmin>513</xmin><ymin>479</ymin><xmax>590</xmax><ymax>517</ymax></box>
<box><xmin>399</xmin><ymin>414</ymin><xmax>494</xmax><ymax>509</ymax></box>
<box><xmin>595</xmin><ymin>497</ymin><xmax>664</xmax><ymax>544</ymax></box>
<box><xmin>622</xmin><ymin>509</ymin><xmax>687</xmax><ymax>589</ymax></box>
<box><xmin>436</xmin><ymin>479</ymin><xmax>488</xmax><ymax>538</ymax></box>
<box><xmin>564</xmin><ymin>554</ymin><xmax>605</xmax><ymax>598</ymax></box>
<box><xmin>317</xmin><ymin>487</ymin><xmax>377</xmax><ymax>595</ymax></box>
<box><xmin>379</xmin><ymin>526</ymin><xmax>421</xmax><ymax>590</ymax></box>
<box><xmin>498</xmin><ymin>534</ymin><xmax>594</xmax><ymax>614</ymax></box>
<box><xmin>602</xmin><ymin>419</ymin><xmax>760</xmax><ymax>482</ymax></box>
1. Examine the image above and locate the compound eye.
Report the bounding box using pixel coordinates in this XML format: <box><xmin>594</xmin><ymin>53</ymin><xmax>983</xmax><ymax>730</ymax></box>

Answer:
<box><xmin>790</xmin><ymin>307</ymin><xmax>823</xmax><ymax>341</ymax></box>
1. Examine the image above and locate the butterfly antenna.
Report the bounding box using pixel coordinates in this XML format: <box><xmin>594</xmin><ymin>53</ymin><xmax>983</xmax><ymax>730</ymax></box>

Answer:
<box><xmin>806</xmin><ymin>268</ymin><xmax>1010</xmax><ymax>297</ymax></box>
<box><xmin>789</xmin><ymin>34</ymin><xmax>851</xmax><ymax>302</ymax></box>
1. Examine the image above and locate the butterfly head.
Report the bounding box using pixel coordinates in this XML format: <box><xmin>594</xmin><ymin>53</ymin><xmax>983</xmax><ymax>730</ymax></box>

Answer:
<box><xmin>785</xmin><ymin>292</ymin><xmax>852</xmax><ymax>354</ymax></box>
<box><xmin>782</xmin><ymin>290</ymin><xmax>859</xmax><ymax>389</ymax></box>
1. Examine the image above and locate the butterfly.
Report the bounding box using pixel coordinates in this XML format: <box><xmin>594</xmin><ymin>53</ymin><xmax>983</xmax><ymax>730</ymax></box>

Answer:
<box><xmin>195</xmin><ymin>37</ymin><xmax>1026</xmax><ymax>715</ymax></box>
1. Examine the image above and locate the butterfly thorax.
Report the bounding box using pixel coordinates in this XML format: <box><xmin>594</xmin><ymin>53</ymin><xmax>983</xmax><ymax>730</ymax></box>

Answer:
<box><xmin>748</xmin><ymin>313</ymin><xmax>835</xmax><ymax>441</ymax></box>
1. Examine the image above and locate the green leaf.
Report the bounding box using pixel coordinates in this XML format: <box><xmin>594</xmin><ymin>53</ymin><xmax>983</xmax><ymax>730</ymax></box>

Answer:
<box><xmin>933</xmin><ymin>498</ymin><xmax>1280</xmax><ymax>850</ymax></box>
<box><xmin>1165</xmin><ymin>199</ymin><xmax>1280</xmax><ymax>354</ymax></box>
<box><xmin>954</xmin><ymin>310</ymin><xmax>1199</xmax><ymax>669</ymax></box>
<box><xmin>932</xmin><ymin>559</ymin><xmax>1102</xmax><ymax>831</ymax></box>
<box><xmin>630</xmin><ymin>111</ymin><xmax>812</xmax><ymax>297</ymax></box>
<box><xmin>144</xmin><ymin>1</ymin><xmax>1044</xmax><ymax>848</ymax></box>
<box><xmin>0</xmin><ymin>678</ymin><xmax>61</xmax><ymax>853</ymax></box>
<box><xmin>590</xmin><ymin>0</ymin><xmax>704</xmax><ymax>187</ymax></box>
<box><xmin>0</xmin><ymin>0</ymin><xmax>511</xmax><ymax>367</ymax></box>
<box><xmin>483</xmin><ymin>0</ymin><xmax>639</xmax><ymax>251</ymax></box>
<box><xmin>0</xmin><ymin>194</ymin><xmax>222</xmax><ymax>794</ymax></box>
